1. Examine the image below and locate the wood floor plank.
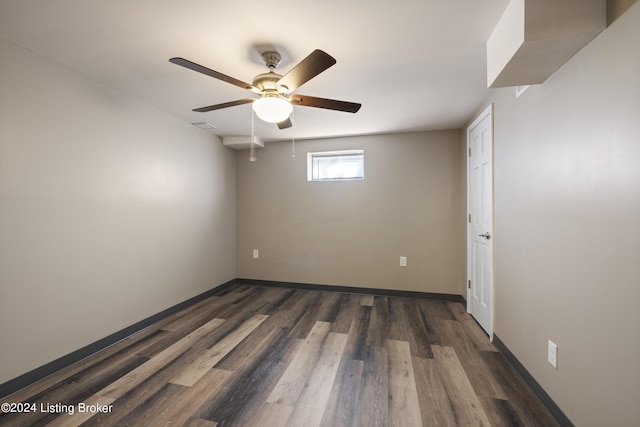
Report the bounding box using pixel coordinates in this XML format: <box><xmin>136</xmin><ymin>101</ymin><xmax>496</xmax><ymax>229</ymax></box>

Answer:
<box><xmin>418</xmin><ymin>299</ymin><xmax>457</xmax><ymax>321</ymax></box>
<box><xmin>412</xmin><ymin>356</ymin><xmax>457</xmax><ymax>427</ymax></box>
<box><xmin>285</xmin><ymin>332</ymin><xmax>348</xmax><ymax>427</ymax></box>
<box><xmin>160</xmin><ymin>286</ymin><xmax>253</xmax><ymax>333</ymax></box>
<box><xmin>82</xmin><ymin>347</ymin><xmax>204</xmax><ymax>426</ymax></box>
<box><xmin>366</xmin><ymin>296</ymin><xmax>389</xmax><ymax>347</ymax></box>
<box><xmin>401</xmin><ymin>299</ymin><xmax>435</xmax><ymax>358</ymax></box>
<box><xmin>415</xmin><ymin>299</ymin><xmax>456</xmax><ymax>347</ymax></box>
<box><xmin>257</xmin><ymin>288</ymin><xmax>299</xmax><ymax>316</ymax></box>
<box><xmin>359</xmin><ymin>295</ymin><xmax>374</xmax><ymax>307</ymax></box>
<box><xmin>0</xmin><ymin>350</ymin><xmax>148</xmax><ymax>427</ymax></box>
<box><xmin>478</xmin><ymin>395</ymin><xmax>527</xmax><ymax>427</ymax></box>
<box><xmin>267</xmin><ymin>321</ymin><xmax>332</xmax><ymax>405</ymax></box>
<box><xmin>447</xmin><ymin>302</ymin><xmax>497</xmax><ymax>353</ymax></box>
<box><xmin>240</xmin><ymin>402</ymin><xmax>293</xmax><ymax>427</ymax></box>
<box><xmin>96</xmin><ymin>317</ymin><xmax>227</xmax><ymax>399</ymax></box>
<box><xmin>440</xmin><ymin>319</ymin><xmax>507</xmax><ymax>400</ymax></box>
<box><xmin>315</xmin><ymin>291</ymin><xmax>345</xmax><ymax>323</ymax></box>
<box><xmin>133</xmin><ymin>329</ymin><xmax>186</xmax><ymax>359</ymax></box>
<box><xmin>233</xmin><ymin>287</ymin><xmax>290</xmax><ymax>316</ymax></box>
<box><xmin>194</xmin><ymin>323</ymin><xmax>297</xmax><ymax>425</ymax></box>
<box><xmin>386</xmin><ymin>339</ymin><xmax>423</xmax><ymax>427</ymax></box>
<box><xmin>158</xmin><ymin>295</ymin><xmax>223</xmax><ymax>332</ymax></box>
<box><xmin>480</xmin><ymin>350</ymin><xmax>557</xmax><ymax>426</ymax></box>
<box><xmin>319</xmin><ymin>358</ymin><xmax>364</xmax><ymax>427</ymax></box>
<box><xmin>277</xmin><ymin>289</ymin><xmax>314</xmax><ymax>311</ymax></box>
<box><xmin>166</xmin><ymin>318</ymin><xmax>227</xmax><ymax>349</ymax></box>
<box><xmin>213</xmin><ymin>307</ymin><xmax>304</xmax><ymax>373</ymax></box>
<box><xmin>184</xmin><ymin>418</ymin><xmax>219</xmax><ymax>427</ymax></box>
<box><xmin>207</xmin><ymin>287</ymin><xmax>272</xmax><ymax>320</ymax></box>
<box><xmin>330</xmin><ymin>293</ymin><xmax>361</xmax><ymax>334</ymax></box>
<box><xmin>170</xmin><ymin>314</ymin><xmax>268</xmax><ymax>386</ymax></box>
<box><xmin>432</xmin><ymin>344</ymin><xmax>492</xmax><ymax>427</ymax></box>
<box><xmin>343</xmin><ymin>305</ymin><xmax>372</xmax><ymax>361</ymax></box>
<box><xmin>150</xmin><ymin>368</ymin><xmax>232</xmax><ymax>427</ymax></box>
<box><xmin>287</xmin><ymin>292</ymin><xmax>339</xmax><ymax>339</ymax></box>
<box><xmin>187</xmin><ymin>312</ymin><xmax>260</xmax><ymax>351</ymax></box>
<box><xmin>215</xmin><ymin>285</ymin><xmax>259</xmax><ymax>305</ymax></box>
<box><xmin>278</xmin><ymin>291</ymin><xmax>325</xmax><ymax>339</ymax></box>
<box><xmin>108</xmin><ymin>382</ymin><xmax>188</xmax><ymax>426</ymax></box>
<box><xmin>252</xmin><ymin>290</ymin><xmax>326</xmax><ymax>334</ymax></box>
<box><xmin>47</xmin><ymin>394</ymin><xmax>116</xmax><ymax>427</ymax></box>
<box><xmin>353</xmin><ymin>345</ymin><xmax>389</xmax><ymax>427</ymax></box>
<box><xmin>387</xmin><ymin>298</ymin><xmax>412</xmax><ymax>342</ymax></box>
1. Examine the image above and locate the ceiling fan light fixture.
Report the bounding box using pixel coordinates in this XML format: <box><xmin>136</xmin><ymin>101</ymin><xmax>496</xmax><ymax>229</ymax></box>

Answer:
<box><xmin>252</xmin><ymin>96</ymin><xmax>293</xmax><ymax>123</ymax></box>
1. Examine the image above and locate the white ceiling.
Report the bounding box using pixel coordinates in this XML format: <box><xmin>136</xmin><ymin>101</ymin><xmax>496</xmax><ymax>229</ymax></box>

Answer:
<box><xmin>0</xmin><ymin>0</ymin><xmax>510</xmax><ymax>142</ymax></box>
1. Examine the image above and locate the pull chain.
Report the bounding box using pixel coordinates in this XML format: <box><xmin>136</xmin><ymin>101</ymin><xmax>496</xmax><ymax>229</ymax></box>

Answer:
<box><xmin>291</xmin><ymin>110</ymin><xmax>296</xmax><ymax>158</ymax></box>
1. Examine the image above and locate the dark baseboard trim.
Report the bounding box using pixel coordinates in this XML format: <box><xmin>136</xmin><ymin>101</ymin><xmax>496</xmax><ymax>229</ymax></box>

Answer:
<box><xmin>236</xmin><ymin>278</ymin><xmax>466</xmax><ymax>305</ymax></box>
<box><xmin>0</xmin><ymin>279</ymin><xmax>237</xmax><ymax>399</ymax></box>
<box><xmin>492</xmin><ymin>334</ymin><xmax>573</xmax><ymax>427</ymax></box>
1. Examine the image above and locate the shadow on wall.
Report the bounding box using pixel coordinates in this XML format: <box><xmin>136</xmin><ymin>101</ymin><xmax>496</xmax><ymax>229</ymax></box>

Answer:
<box><xmin>607</xmin><ymin>0</ymin><xmax>638</xmax><ymax>25</ymax></box>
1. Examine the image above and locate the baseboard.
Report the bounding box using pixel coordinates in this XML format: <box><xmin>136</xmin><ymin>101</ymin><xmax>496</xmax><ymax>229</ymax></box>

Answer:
<box><xmin>0</xmin><ymin>279</ymin><xmax>237</xmax><ymax>399</ymax></box>
<box><xmin>492</xmin><ymin>334</ymin><xmax>574</xmax><ymax>427</ymax></box>
<box><xmin>236</xmin><ymin>278</ymin><xmax>466</xmax><ymax>305</ymax></box>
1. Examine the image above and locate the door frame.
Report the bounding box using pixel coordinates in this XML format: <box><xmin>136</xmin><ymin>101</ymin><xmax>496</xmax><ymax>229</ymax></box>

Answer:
<box><xmin>466</xmin><ymin>103</ymin><xmax>494</xmax><ymax>338</ymax></box>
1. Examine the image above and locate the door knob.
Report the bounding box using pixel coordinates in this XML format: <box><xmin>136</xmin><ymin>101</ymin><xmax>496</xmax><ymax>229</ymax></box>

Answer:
<box><xmin>479</xmin><ymin>232</ymin><xmax>491</xmax><ymax>239</ymax></box>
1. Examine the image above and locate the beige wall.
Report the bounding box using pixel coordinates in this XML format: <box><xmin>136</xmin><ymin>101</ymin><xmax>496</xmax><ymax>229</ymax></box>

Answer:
<box><xmin>236</xmin><ymin>131</ymin><xmax>465</xmax><ymax>295</ymax></box>
<box><xmin>0</xmin><ymin>40</ymin><xmax>237</xmax><ymax>384</ymax></box>
<box><xmin>472</xmin><ymin>2</ymin><xmax>639</xmax><ymax>425</ymax></box>
<box><xmin>607</xmin><ymin>0</ymin><xmax>638</xmax><ymax>24</ymax></box>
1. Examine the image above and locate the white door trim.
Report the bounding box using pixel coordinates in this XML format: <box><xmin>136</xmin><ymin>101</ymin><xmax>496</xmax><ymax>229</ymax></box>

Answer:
<box><xmin>466</xmin><ymin>103</ymin><xmax>494</xmax><ymax>338</ymax></box>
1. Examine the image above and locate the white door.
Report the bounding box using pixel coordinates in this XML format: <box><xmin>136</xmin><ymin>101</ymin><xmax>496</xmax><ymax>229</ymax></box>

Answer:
<box><xmin>467</xmin><ymin>104</ymin><xmax>493</xmax><ymax>336</ymax></box>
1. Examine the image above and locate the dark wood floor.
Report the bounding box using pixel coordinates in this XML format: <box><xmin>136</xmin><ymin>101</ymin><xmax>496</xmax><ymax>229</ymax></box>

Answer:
<box><xmin>0</xmin><ymin>284</ymin><xmax>556</xmax><ymax>426</ymax></box>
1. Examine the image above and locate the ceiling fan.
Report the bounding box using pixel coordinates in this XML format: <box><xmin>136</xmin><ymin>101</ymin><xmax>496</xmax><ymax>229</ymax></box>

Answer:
<box><xmin>169</xmin><ymin>49</ymin><xmax>361</xmax><ymax>129</ymax></box>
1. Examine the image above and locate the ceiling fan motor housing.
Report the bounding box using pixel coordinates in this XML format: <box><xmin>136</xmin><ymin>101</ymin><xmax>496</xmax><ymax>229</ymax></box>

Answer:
<box><xmin>254</xmin><ymin>51</ymin><xmax>288</xmax><ymax>93</ymax></box>
<box><xmin>252</xmin><ymin>72</ymin><xmax>285</xmax><ymax>93</ymax></box>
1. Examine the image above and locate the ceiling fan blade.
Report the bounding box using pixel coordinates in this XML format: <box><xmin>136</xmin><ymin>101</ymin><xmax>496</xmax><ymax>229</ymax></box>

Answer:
<box><xmin>277</xmin><ymin>117</ymin><xmax>293</xmax><ymax>129</ymax></box>
<box><xmin>292</xmin><ymin>95</ymin><xmax>361</xmax><ymax>113</ymax></box>
<box><xmin>193</xmin><ymin>98</ymin><xmax>255</xmax><ymax>112</ymax></box>
<box><xmin>277</xmin><ymin>50</ymin><xmax>336</xmax><ymax>92</ymax></box>
<box><xmin>170</xmin><ymin>57</ymin><xmax>260</xmax><ymax>94</ymax></box>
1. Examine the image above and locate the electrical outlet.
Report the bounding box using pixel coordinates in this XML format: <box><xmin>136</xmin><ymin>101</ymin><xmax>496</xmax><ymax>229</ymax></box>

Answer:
<box><xmin>548</xmin><ymin>340</ymin><xmax>558</xmax><ymax>368</ymax></box>
<box><xmin>252</xmin><ymin>249</ymin><xmax>259</xmax><ymax>259</ymax></box>
<box><xmin>400</xmin><ymin>256</ymin><xmax>407</xmax><ymax>267</ymax></box>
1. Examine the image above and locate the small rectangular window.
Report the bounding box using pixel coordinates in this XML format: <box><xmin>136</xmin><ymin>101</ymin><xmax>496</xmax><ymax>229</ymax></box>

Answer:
<box><xmin>307</xmin><ymin>150</ymin><xmax>364</xmax><ymax>181</ymax></box>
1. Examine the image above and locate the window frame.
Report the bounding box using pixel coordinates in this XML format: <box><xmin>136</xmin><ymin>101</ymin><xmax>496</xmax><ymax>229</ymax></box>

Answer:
<box><xmin>306</xmin><ymin>149</ymin><xmax>365</xmax><ymax>182</ymax></box>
